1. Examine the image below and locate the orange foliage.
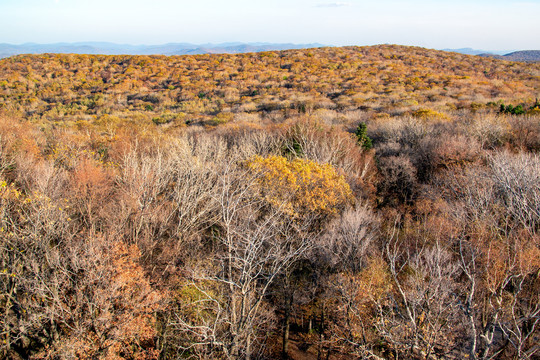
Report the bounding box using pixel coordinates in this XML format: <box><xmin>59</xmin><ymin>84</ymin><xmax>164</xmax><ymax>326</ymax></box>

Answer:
<box><xmin>64</xmin><ymin>242</ymin><xmax>163</xmax><ymax>360</ymax></box>
<box><xmin>71</xmin><ymin>157</ymin><xmax>113</xmax><ymax>226</ymax></box>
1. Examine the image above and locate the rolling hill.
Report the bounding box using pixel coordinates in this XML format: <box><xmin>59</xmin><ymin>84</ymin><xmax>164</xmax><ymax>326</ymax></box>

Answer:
<box><xmin>1</xmin><ymin>44</ymin><xmax>538</xmax><ymax>129</ymax></box>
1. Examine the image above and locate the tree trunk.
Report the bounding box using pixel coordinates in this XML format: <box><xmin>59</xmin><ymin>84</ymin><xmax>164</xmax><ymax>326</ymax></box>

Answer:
<box><xmin>245</xmin><ymin>334</ymin><xmax>252</xmax><ymax>360</ymax></box>
<box><xmin>282</xmin><ymin>293</ymin><xmax>293</xmax><ymax>358</ymax></box>
<box><xmin>317</xmin><ymin>307</ymin><xmax>325</xmax><ymax>360</ymax></box>
<box><xmin>282</xmin><ymin>314</ymin><xmax>291</xmax><ymax>358</ymax></box>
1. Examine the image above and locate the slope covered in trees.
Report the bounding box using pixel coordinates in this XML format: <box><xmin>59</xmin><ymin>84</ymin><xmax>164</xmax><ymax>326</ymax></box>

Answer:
<box><xmin>0</xmin><ymin>45</ymin><xmax>539</xmax><ymax>359</ymax></box>
<box><xmin>1</xmin><ymin>45</ymin><xmax>539</xmax><ymax>131</ymax></box>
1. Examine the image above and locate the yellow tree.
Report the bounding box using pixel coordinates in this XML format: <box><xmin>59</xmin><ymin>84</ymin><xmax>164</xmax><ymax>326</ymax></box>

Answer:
<box><xmin>244</xmin><ymin>155</ymin><xmax>353</xmax><ymax>221</ymax></box>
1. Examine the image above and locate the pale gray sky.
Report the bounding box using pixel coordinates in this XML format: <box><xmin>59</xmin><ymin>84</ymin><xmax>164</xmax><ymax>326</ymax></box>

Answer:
<box><xmin>1</xmin><ymin>0</ymin><xmax>539</xmax><ymax>50</ymax></box>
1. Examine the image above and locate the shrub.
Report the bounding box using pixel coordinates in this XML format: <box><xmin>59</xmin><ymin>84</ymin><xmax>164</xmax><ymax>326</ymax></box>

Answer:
<box><xmin>500</xmin><ymin>103</ymin><xmax>525</xmax><ymax>115</ymax></box>
<box><xmin>411</xmin><ymin>108</ymin><xmax>449</xmax><ymax>120</ymax></box>
<box><xmin>376</xmin><ymin>155</ymin><xmax>418</xmax><ymax>206</ymax></box>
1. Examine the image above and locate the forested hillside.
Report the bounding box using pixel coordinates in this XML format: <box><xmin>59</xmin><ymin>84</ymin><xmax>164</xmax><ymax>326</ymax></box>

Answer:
<box><xmin>1</xmin><ymin>45</ymin><xmax>539</xmax><ymax>129</ymax></box>
<box><xmin>0</xmin><ymin>45</ymin><xmax>539</xmax><ymax>359</ymax></box>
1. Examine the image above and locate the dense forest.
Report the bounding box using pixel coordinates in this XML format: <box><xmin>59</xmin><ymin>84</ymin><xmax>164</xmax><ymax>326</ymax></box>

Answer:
<box><xmin>0</xmin><ymin>45</ymin><xmax>539</xmax><ymax>359</ymax></box>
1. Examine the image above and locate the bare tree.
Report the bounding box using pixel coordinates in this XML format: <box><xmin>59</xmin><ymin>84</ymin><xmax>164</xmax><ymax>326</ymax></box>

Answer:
<box><xmin>488</xmin><ymin>151</ymin><xmax>540</xmax><ymax>235</ymax></box>
<box><xmin>378</xmin><ymin>222</ymin><xmax>461</xmax><ymax>359</ymax></box>
<box><xmin>320</xmin><ymin>205</ymin><xmax>378</xmax><ymax>273</ymax></box>
<box><xmin>311</xmin><ymin>205</ymin><xmax>381</xmax><ymax>358</ymax></box>
<box><xmin>444</xmin><ymin>151</ymin><xmax>540</xmax><ymax>359</ymax></box>
<box><xmin>166</xmin><ymin>162</ymin><xmax>314</xmax><ymax>359</ymax></box>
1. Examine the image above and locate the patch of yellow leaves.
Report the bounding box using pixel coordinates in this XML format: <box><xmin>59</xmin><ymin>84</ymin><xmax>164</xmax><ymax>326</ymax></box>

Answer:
<box><xmin>245</xmin><ymin>155</ymin><xmax>353</xmax><ymax>218</ymax></box>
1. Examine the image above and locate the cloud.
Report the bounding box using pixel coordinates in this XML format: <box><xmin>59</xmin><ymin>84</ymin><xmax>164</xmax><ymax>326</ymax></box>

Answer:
<box><xmin>315</xmin><ymin>3</ymin><xmax>351</xmax><ymax>7</ymax></box>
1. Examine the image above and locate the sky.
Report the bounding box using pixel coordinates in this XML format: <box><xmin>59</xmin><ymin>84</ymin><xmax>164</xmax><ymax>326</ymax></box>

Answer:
<box><xmin>1</xmin><ymin>0</ymin><xmax>539</xmax><ymax>51</ymax></box>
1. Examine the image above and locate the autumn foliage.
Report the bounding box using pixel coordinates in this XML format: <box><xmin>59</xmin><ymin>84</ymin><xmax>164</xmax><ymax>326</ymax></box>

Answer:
<box><xmin>245</xmin><ymin>155</ymin><xmax>353</xmax><ymax>218</ymax></box>
<box><xmin>0</xmin><ymin>46</ymin><xmax>539</xmax><ymax>359</ymax></box>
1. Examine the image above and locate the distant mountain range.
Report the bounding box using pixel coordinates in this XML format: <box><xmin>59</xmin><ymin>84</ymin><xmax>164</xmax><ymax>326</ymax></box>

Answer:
<box><xmin>442</xmin><ymin>48</ymin><xmax>510</xmax><ymax>56</ymax></box>
<box><xmin>0</xmin><ymin>42</ymin><xmax>325</xmax><ymax>58</ymax></box>
<box><xmin>2</xmin><ymin>43</ymin><xmax>538</xmax><ymax>62</ymax></box>
<box><xmin>443</xmin><ymin>48</ymin><xmax>540</xmax><ymax>62</ymax></box>
<box><xmin>477</xmin><ymin>51</ymin><xmax>540</xmax><ymax>62</ymax></box>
